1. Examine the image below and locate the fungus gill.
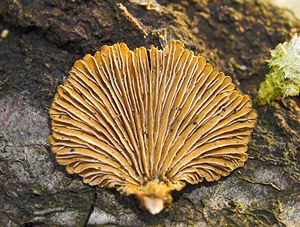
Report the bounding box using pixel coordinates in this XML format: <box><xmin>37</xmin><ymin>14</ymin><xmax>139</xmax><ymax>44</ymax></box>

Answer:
<box><xmin>49</xmin><ymin>40</ymin><xmax>257</xmax><ymax>214</ymax></box>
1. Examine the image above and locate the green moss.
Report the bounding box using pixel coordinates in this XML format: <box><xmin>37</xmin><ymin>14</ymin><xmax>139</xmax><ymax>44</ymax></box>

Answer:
<box><xmin>257</xmin><ymin>34</ymin><xmax>300</xmax><ymax>105</ymax></box>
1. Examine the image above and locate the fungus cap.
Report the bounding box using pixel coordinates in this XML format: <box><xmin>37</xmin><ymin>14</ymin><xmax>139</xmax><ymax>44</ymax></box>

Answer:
<box><xmin>49</xmin><ymin>41</ymin><xmax>257</xmax><ymax>214</ymax></box>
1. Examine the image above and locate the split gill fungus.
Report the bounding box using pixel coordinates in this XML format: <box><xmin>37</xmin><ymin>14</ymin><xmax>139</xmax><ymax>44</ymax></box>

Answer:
<box><xmin>49</xmin><ymin>40</ymin><xmax>257</xmax><ymax>214</ymax></box>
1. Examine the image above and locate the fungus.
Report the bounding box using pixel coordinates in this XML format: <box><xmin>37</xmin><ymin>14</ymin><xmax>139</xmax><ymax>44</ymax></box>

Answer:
<box><xmin>49</xmin><ymin>41</ymin><xmax>257</xmax><ymax>214</ymax></box>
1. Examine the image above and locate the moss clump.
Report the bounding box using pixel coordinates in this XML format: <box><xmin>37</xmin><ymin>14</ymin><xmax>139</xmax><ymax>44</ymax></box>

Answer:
<box><xmin>257</xmin><ymin>34</ymin><xmax>300</xmax><ymax>105</ymax></box>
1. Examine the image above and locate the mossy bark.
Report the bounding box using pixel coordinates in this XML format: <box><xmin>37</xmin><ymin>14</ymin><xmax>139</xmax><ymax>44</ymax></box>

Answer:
<box><xmin>0</xmin><ymin>0</ymin><xmax>299</xmax><ymax>226</ymax></box>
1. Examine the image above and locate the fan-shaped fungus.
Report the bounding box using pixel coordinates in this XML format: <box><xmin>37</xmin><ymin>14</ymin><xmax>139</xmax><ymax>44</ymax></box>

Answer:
<box><xmin>49</xmin><ymin>41</ymin><xmax>257</xmax><ymax>214</ymax></box>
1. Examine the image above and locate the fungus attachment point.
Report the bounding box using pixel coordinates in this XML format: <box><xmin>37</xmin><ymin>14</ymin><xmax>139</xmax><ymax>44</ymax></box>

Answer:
<box><xmin>141</xmin><ymin>197</ymin><xmax>164</xmax><ymax>215</ymax></box>
<box><xmin>134</xmin><ymin>179</ymin><xmax>178</xmax><ymax>214</ymax></box>
<box><xmin>49</xmin><ymin>41</ymin><xmax>257</xmax><ymax>214</ymax></box>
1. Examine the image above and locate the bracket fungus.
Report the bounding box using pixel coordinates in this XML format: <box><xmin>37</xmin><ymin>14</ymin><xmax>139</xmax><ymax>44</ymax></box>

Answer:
<box><xmin>49</xmin><ymin>41</ymin><xmax>257</xmax><ymax>214</ymax></box>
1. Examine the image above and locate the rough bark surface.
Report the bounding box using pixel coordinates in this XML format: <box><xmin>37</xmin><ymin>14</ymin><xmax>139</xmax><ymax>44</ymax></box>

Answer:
<box><xmin>0</xmin><ymin>0</ymin><xmax>300</xmax><ymax>226</ymax></box>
